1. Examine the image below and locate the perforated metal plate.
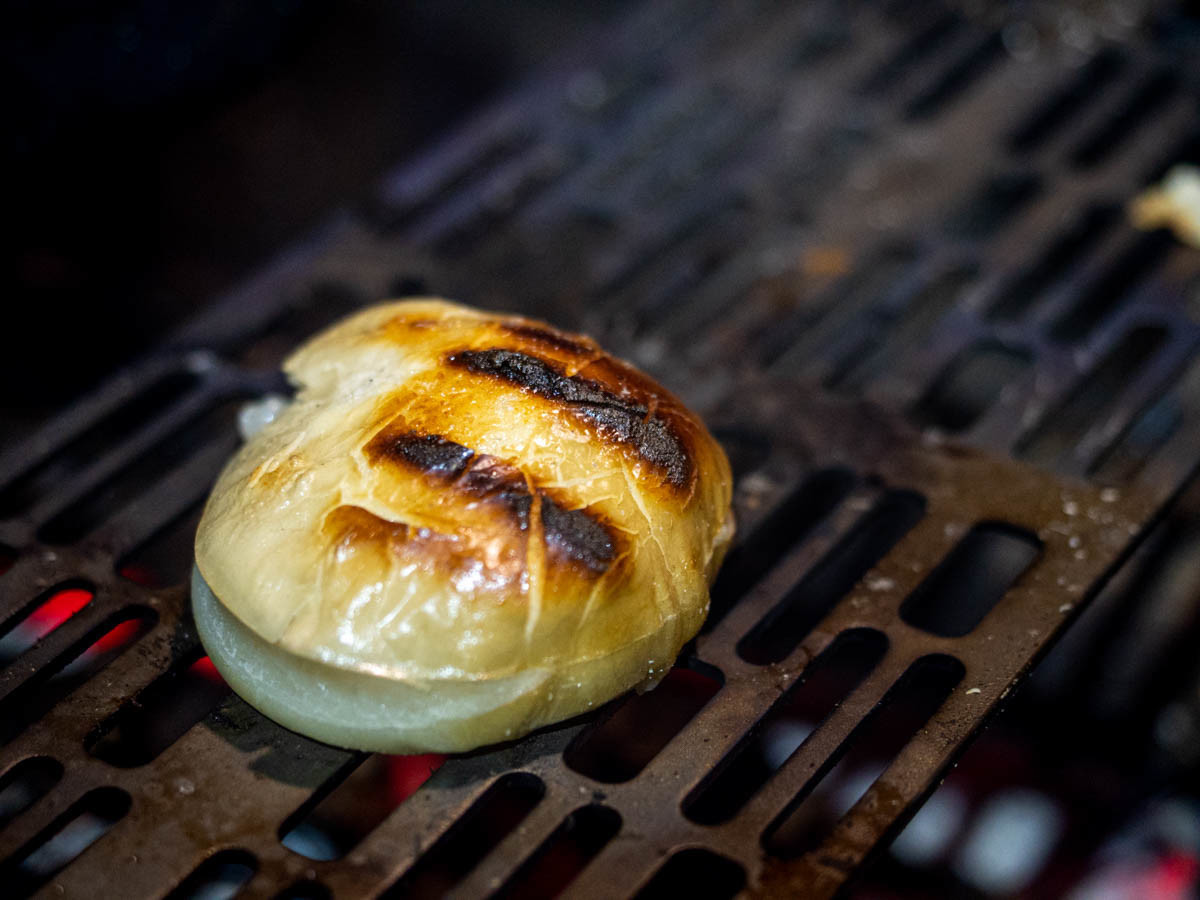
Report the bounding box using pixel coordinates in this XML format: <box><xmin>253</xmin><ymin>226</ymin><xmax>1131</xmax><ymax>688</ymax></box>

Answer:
<box><xmin>2</xmin><ymin>0</ymin><xmax>1200</xmax><ymax>897</ymax></box>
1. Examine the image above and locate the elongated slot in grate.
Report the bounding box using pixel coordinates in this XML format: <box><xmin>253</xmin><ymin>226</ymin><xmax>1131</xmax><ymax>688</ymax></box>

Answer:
<box><xmin>943</xmin><ymin>173</ymin><xmax>1041</xmax><ymax>241</ymax></box>
<box><xmin>1093</xmin><ymin>355</ymin><xmax>1200</xmax><ymax>482</ymax></box>
<box><xmin>594</xmin><ymin>195</ymin><xmax>745</xmax><ymax>298</ymax></box>
<box><xmin>905</xmin><ymin>31</ymin><xmax>1004</xmax><ymax>121</ymax></box>
<box><xmin>738</xmin><ymin>491</ymin><xmax>925</xmax><ymax>665</ymax></box>
<box><xmin>832</xmin><ymin>264</ymin><xmax>979</xmax><ymax>391</ymax></box>
<box><xmin>1142</xmin><ymin>129</ymin><xmax>1200</xmax><ymax>187</ymax></box>
<box><xmin>0</xmin><ymin>786</ymin><xmax>130</xmax><ymax>899</ymax></box>
<box><xmin>986</xmin><ymin>205</ymin><xmax>1119</xmax><ymax>322</ymax></box>
<box><xmin>633</xmin><ymin>848</ymin><xmax>746</xmax><ymax>899</ymax></box>
<box><xmin>0</xmin><ymin>757</ymin><xmax>63</xmax><ymax>832</ymax></box>
<box><xmin>237</xmin><ymin>282</ymin><xmax>368</xmax><ymax>369</ymax></box>
<box><xmin>586</xmin><ymin>90</ymin><xmax>719</xmax><ymax>192</ymax></box>
<box><xmin>165</xmin><ymin>849</ymin><xmax>257</xmax><ymax>900</ymax></box>
<box><xmin>38</xmin><ymin>401</ymin><xmax>243</xmax><ymax>544</ymax></box>
<box><xmin>492</xmin><ymin>804</ymin><xmax>622</xmax><ymax>900</ymax></box>
<box><xmin>764</xmin><ymin>247</ymin><xmax>918</xmax><ymax>370</ymax></box>
<box><xmin>633</xmin><ymin>245</ymin><xmax>733</xmax><ymax>333</ymax></box>
<box><xmin>565</xmin><ymin>661</ymin><xmax>723</xmax><ymax>783</ymax></box>
<box><xmin>911</xmin><ymin>342</ymin><xmax>1031</xmax><ymax>433</ymax></box>
<box><xmin>685</xmin><ymin>630</ymin><xmax>888</xmax><ymax>825</ymax></box>
<box><xmin>1070</xmin><ymin>70</ymin><xmax>1178</xmax><ymax>170</ymax></box>
<box><xmin>1018</xmin><ymin>325</ymin><xmax>1169</xmax><ymax>467</ymax></box>
<box><xmin>0</xmin><ymin>608</ymin><xmax>157</xmax><ymax>747</ymax></box>
<box><xmin>1007</xmin><ymin>48</ymin><xmax>1126</xmax><ymax>154</ymax></box>
<box><xmin>900</xmin><ymin>525</ymin><xmax>1041</xmax><ymax>637</ymax></box>
<box><xmin>1048</xmin><ymin>231</ymin><xmax>1174</xmax><ymax>342</ymax></box>
<box><xmin>432</xmin><ymin>148</ymin><xmax>580</xmax><ymax>257</ymax></box>
<box><xmin>705</xmin><ymin>468</ymin><xmax>856</xmax><ymax>631</ymax></box>
<box><xmin>1092</xmin><ymin>394</ymin><xmax>1182</xmax><ymax>483</ymax></box>
<box><xmin>0</xmin><ymin>371</ymin><xmax>200</xmax><ymax>519</ymax></box>
<box><xmin>764</xmin><ymin>654</ymin><xmax>964</xmax><ymax>858</ymax></box>
<box><xmin>86</xmin><ymin>654</ymin><xmax>230</xmax><ymax>768</ymax></box>
<box><xmin>858</xmin><ymin>10</ymin><xmax>963</xmax><ymax>96</ymax></box>
<box><xmin>0</xmin><ymin>584</ymin><xmax>94</xmax><ymax>668</ymax></box>
<box><xmin>117</xmin><ymin>503</ymin><xmax>205</xmax><ymax>587</ymax></box>
<box><xmin>383</xmin><ymin>772</ymin><xmax>545</xmax><ymax>899</ymax></box>
<box><xmin>371</xmin><ymin>130</ymin><xmax>536</xmax><ymax>232</ymax></box>
<box><xmin>280</xmin><ymin>753</ymin><xmax>444</xmax><ymax>861</ymax></box>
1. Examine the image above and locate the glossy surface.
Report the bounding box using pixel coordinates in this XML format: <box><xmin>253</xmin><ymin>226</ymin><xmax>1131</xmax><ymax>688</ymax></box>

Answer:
<box><xmin>194</xmin><ymin>299</ymin><xmax>733</xmax><ymax>751</ymax></box>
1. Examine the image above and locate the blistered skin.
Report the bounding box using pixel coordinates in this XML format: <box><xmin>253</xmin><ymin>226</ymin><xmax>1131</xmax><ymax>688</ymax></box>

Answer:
<box><xmin>194</xmin><ymin>299</ymin><xmax>734</xmax><ymax>751</ymax></box>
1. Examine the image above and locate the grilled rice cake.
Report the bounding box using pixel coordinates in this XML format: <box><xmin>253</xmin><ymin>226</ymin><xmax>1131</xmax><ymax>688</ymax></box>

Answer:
<box><xmin>193</xmin><ymin>299</ymin><xmax>734</xmax><ymax>752</ymax></box>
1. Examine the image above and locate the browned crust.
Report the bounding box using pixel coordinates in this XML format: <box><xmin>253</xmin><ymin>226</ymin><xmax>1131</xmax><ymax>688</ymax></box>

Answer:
<box><xmin>497</xmin><ymin>320</ymin><xmax>601</xmax><ymax>357</ymax></box>
<box><xmin>445</xmin><ymin>348</ymin><xmax>695</xmax><ymax>490</ymax></box>
<box><xmin>321</xmin><ymin>504</ymin><xmax>524</xmax><ymax>593</ymax></box>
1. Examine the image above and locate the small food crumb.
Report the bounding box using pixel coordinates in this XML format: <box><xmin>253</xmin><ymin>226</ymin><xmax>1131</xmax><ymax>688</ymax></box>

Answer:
<box><xmin>965</xmin><ymin>687</ymin><xmax>982</xmax><ymax>695</ymax></box>
<box><xmin>1130</xmin><ymin>164</ymin><xmax>1200</xmax><ymax>247</ymax></box>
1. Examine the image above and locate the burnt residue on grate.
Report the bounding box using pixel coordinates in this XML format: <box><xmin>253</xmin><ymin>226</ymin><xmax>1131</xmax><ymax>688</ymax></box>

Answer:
<box><xmin>0</xmin><ymin>0</ymin><xmax>1198</xmax><ymax>898</ymax></box>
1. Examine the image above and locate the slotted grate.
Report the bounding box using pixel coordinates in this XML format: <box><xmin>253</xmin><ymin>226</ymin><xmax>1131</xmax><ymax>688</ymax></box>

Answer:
<box><xmin>2</xmin><ymin>0</ymin><xmax>1200</xmax><ymax>897</ymax></box>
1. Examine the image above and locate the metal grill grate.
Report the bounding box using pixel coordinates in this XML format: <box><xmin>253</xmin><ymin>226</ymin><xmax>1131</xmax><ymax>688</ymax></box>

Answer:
<box><xmin>2</xmin><ymin>0</ymin><xmax>1200</xmax><ymax>897</ymax></box>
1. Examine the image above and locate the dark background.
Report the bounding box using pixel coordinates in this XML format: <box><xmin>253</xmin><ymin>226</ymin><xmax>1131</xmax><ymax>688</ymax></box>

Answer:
<box><xmin>3</xmin><ymin>0</ymin><xmax>622</xmax><ymax>439</ymax></box>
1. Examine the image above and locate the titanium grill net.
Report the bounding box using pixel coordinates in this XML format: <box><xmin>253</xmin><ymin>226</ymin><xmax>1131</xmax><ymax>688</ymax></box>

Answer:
<box><xmin>2</xmin><ymin>1</ymin><xmax>1200</xmax><ymax>897</ymax></box>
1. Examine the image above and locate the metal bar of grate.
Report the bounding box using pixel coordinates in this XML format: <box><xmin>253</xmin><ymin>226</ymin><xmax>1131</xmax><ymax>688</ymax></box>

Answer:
<box><xmin>2</xmin><ymin>0</ymin><xmax>1200</xmax><ymax>897</ymax></box>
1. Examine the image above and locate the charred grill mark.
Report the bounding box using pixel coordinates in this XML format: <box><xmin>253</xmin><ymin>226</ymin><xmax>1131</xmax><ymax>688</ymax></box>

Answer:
<box><xmin>451</xmin><ymin>348</ymin><xmax>613</xmax><ymax>403</ymax></box>
<box><xmin>575</xmin><ymin>404</ymin><xmax>687</xmax><ymax>486</ymax></box>
<box><xmin>364</xmin><ymin>425</ymin><xmax>616</xmax><ymax>575</ymax></box>
<box><xmin>369</xmin><ymin>431</ymin><xmax>475</xmax><ymax>478</ymax></box>
<box><xmin>457</xmin><ymin>454</ymin><xmax>526</xmax><ymax>499</ymax></box>
<box><xmin>541</xmin><ymin>498</ymin><xmax>615</xmax><ymax>574</ymax></box>
<box><xmin>454</xmin><ymin>457</ymin><xmax>613</xmax><ymax>572</ymax></box>
<box><xmin>458</xmin><ymin>456</ymin><xmax>535</xmax><ymax>528</ymax></box>
<box><xmin>500</xmin><ymin>321</ymin><xmax>597</xmax><ymax>355</ymax></box>
<box><xmin>447</xmin><ymin>348</ymin><xmax>692</xmax><ymax>488</ymax></box>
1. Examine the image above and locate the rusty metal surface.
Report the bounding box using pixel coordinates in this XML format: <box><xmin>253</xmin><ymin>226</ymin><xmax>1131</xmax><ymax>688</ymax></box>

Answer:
<box><xmin>2</xmin><ymin>0</ymin><xmax>1200</xmax><ymax>897</ymax></box>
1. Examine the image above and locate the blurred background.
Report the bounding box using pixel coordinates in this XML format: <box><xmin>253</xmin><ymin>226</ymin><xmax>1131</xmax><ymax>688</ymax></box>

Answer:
<box><xmin>6</xmin><ymin>2</ymin><xmax>1200</xmax><ymax>898</ymax></box>
<box><xmin>2</xmin><ymin>0</ymin><xmax>623</xmax><ymax>440</ymax></box>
